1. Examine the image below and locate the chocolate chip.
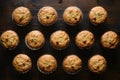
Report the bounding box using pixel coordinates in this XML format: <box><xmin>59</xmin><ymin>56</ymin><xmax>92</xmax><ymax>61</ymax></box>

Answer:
<box><xmin>83</xmin><ymin>41</ymin><xmax>86</xmax><ymax>44</ymax></box>
<box><xmin>46</xmin><ymin>16</ymin><xmax>49</xmax><ymax>19</ymax></box>
<box><xmin>56</xmin><ymin>42</ymin><xmax>59</xmax><ymax>45</ymax></box>
<box><xmin>93</xmin><ymin>18</ymin><xmax>96</xmax><ymax>21</ymax></box>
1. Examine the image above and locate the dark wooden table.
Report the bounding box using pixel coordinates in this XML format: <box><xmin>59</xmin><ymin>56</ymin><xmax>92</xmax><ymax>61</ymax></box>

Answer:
<box><xmin>0</xmin><ymin>0</ymin><xmax>120</xmax><ymax>80</ymax></box>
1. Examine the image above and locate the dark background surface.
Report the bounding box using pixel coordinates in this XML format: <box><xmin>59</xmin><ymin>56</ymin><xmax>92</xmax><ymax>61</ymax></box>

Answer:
<box><xmin>0</xmin><ymin>0</ymin><xmax>120</xmax><ymax>80</ymax></box>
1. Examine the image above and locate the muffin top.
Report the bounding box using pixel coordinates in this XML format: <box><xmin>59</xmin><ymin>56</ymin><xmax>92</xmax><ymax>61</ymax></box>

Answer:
<box><xmin>89</xmin><ymin>6</ymin><xmax>107</xmax><ymax>24</ymax></box>
<box><xmin>63</xmin><ymin>55</ymin><xmax>82</xmax><ymax>74</ymax></box>
<box><xmin>26</xmin><ymin>30</ymin><xmax>45</xmax><ymax>49</ymax></box>
<box><xmin>101</xmin><ymin>31</ymin><xmax>119</xmax><ymax>49</ymax></box>
<box><xmin>88</xmin><ymin>55</ymin><xmax>107</xmax><ymax>73</ymax></box>
<box><xmin>38</xmin><ymin>6</ymin><xmax>57</xmax><ymax>26</ymax></box>
<box><xmin>76</xmin><ymin>30</ymin><xmax>94</xmax><ymax>49</ymax></box>
<box><xmin>13</xmin><ymin>54</ymin><xmax>32</xmax><ymax>73</ymax></box>
<box><xmin>63</xmin><ymin>6</ymin><xmax>83</xmax><ymax>26</ymax></box>
<box><xmin>50</xmin><ymin>30</ymin><xmax>70</xmax><ymax>49</ymax></box>
<box><xmin>37</xmin><ymin>54</ymin><xmax>57</xmax><ymax>74</ymax></box>
<box><xmin>12</xmin><ymin>6</ymin><xmax>32</xmax><ymax>26</ymax></box>
<box><xmin>0</xmin><ymin>30</ymin><xmax>19</xmax><ymax>49</ymax></box>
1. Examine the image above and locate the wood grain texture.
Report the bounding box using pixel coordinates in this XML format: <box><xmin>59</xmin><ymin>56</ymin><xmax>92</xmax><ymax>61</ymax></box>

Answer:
<box><xmin>0</xmin><ymin>0</ymin><xmax>120</xmax><ymax>80</ymax></box>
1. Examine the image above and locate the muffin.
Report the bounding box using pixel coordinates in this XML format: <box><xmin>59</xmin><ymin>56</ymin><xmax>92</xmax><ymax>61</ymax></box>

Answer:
<box><xmin>12</xmin><ymin>54</ymin><xmax>32</xmax><ymax>73</ymax></box>
<box><xmin>37</xmin><ymin>54</ymin><xmax>57</xmax><ymax>74</ymax></box>
<box><xmin>63</xmin><ymin>55</ymin><xmax>82</xmax><ymax>74</ymax></box>
<box><xmin>12</xmin><ymin>6</ymin><xmax>32</xmax><ymax>26</ymax></box>
<box><xmin>63</xmin><ymin>6</ymin><xmax>83</xmax><ymax>26</ymax></box>
<box><xmin>0</xmin><ymin>30</ymin><xmax>19</xmax><ymax>50</ymax></box>
<box><xmin>89</xmin><ymin>6</ymin><xmax>107</xmax><ymax>25</ymax></box>
<box><xmin>75</xmin><ymin>30</ymin><xmax>95</xmax><ymax>49</ymax></box>
<box><xmin>25</xmin><ymin>30</ymin><xmax>45</xmax><ymax>50</ymax></box>
<box><xmin>101</xmin><ymin>31</ymin><xmax>119</xmax><ymax>49</ymax></box>
<box><xmin>38</xmin><ymin>6</ymin><xmax>57</xmax><ymax>26</ymax></box>
<box><xmin>50</xmin><ymin>30</ymin><xmax>70</xmax><ymax>50</ymax></box>
<box><xmin>88</xmin><ymin>55</ymin><xmax>107</xmax><ymax>73</ymax></box>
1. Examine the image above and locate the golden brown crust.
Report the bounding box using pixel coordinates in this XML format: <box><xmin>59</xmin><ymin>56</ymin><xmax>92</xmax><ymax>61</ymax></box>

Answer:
<box><xmin>89</xmin><ymin>6</ymin><xmax>107</xmax><ymax>25</ymax></box>
<box><xmin>13</xmin><ymin>54</ymin><xmax>32</xmax><ymax>73</ymax></box>
<box><xmin>76</xmin><ymin>30</ymin><xmax>94</xmax><ymax>49</ymax></box>
<box><xmin>25</xmin><ymin>30</ymin><xmax>45</xmax><ymax>49</ymax></box>
<box><xmin>0</xmin><ymin>30</ymin><xmax>19</xmax><ymax>49</ymax></box>
<box><xmin>63</xmin><ymin>6</ymin><xmax>83</xmax><ymax>26</ymax></box>
<box><xmin>101</xmin><ymin>31</ymin><xmax>119</xmax><ymax>49</ymax></box>
<box><xmin>38</xmin><ymin>6</ymin><xmax>57</xmax><ymax>26</ymax></box>
<box><xmin>88</xmin><ymin>55</ymin><xmax>107</xmax><ymax>73</ymax></box>
<box><xmin>50</xmin><ymin>30</ymin><xmax>70</xmax><ymax>50</ymax></box>
<box><xmin>12</xmin><ymin>6</ymin><xmax>32</xmax><ymax>26</ymax></box>
<box><xmin>37</xmin><ymin>54</ymin><xmax>57</xmax><ymax>74</ymax></box>
<box><xmin>63</xmin><ymin>55</ymin><xmax>82</xmax><ymax>74</ymax></box>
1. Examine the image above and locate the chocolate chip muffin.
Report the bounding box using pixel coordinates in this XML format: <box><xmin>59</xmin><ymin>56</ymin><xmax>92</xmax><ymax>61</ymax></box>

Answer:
<box><xmin>13</xmin><ymin>54</ymin><xmax>32</xmax><ymax>73</ymax></box>
<box><xmin>37</xmin><ymin>54</ymin><xmax>57</xmax><ymax>74</ymax></box>
<box><xmin>50</xmin><ymin>30</ymin><xmax>70</xmax><ymax>50</ymax></box>
<box><xmin>0</xmin><ymin>30</ymin><xmax>19</xmax><ymax>50</ymax></box>
<box><xmin>63</xmin><ymin>6</ymin><xmax>83</xmax><ymax>26</ymax></box>
<box><xmin>38</xmin><ymin>6</ymin><xmax>57</xmax><ymax>26</ymax></box>
<box><xmin>12</xmin><ymin>6</ymin><xmax>32</xmax><ymax>26</ymax></box>
<box><xmin>89</xmin><ymin>6</ymin><xmax>107</xmax><ymax>25</ymax></box>
<box><xmin>101</xmin><ymin>31</ymin><xmax>119</xmax><ymax>49</ymax></box>
<box><xmin>88</xmin><ymin>55</ymin><xmax>107</xmax><ymax>73</ymax></box>
<box><xmin>75</xmin><ymin>30</ymin><xmax>95</xmax><ymax>49</ymax></box>
<box><xmin>63</xmin><ymin>55</ymin><xmax>82</xmax><ymax>74</ymax></box>
<box><xmin>25</xmin><ymin>30</ymin><xmax>45</xmax><ymax>50</ymax></box>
